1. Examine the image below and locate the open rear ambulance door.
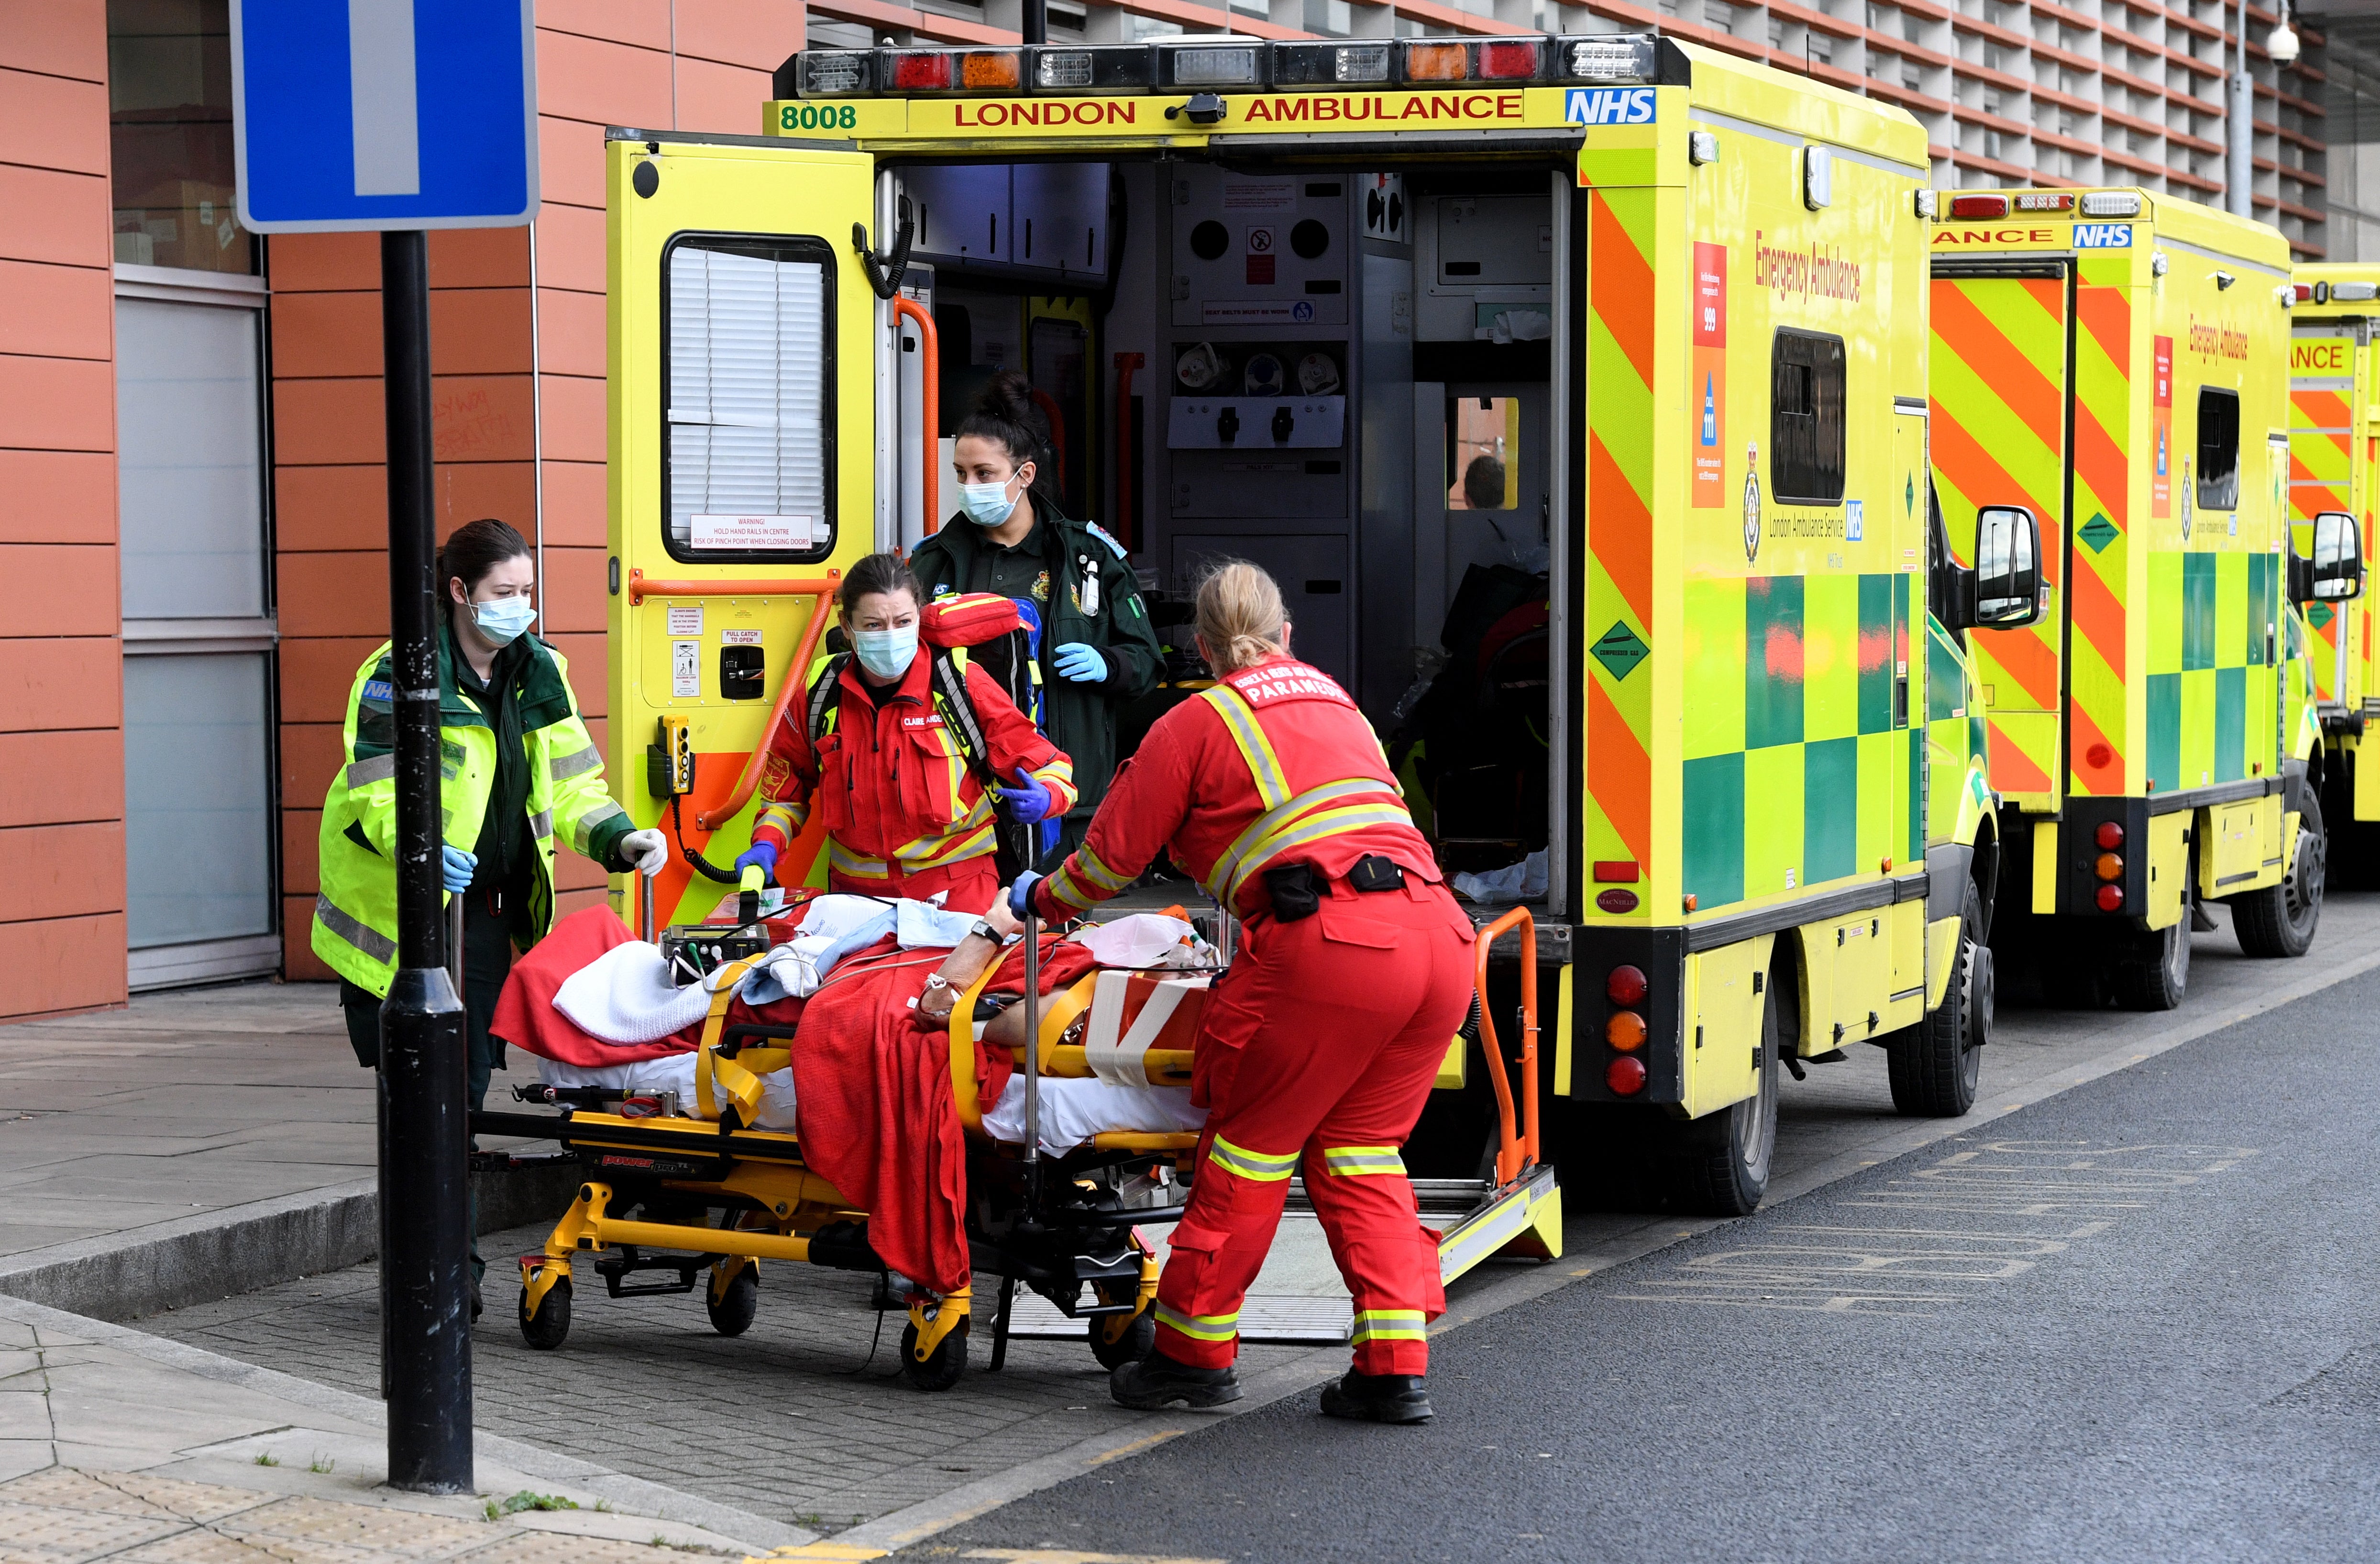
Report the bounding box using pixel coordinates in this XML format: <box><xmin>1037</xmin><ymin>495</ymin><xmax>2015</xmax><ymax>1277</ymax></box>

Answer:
<box><xmin>1929</xmin><ymin>263</ymin><xmax>2072</xmax><ymax>813</ymax></box>
<box><xmin>606</xmin><ymin>133</ymin><xmax>881</xmax><ymax>930</ymax></box>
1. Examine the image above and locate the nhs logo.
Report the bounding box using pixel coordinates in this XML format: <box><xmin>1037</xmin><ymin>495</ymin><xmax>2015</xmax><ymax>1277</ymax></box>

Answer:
<box><xmin>2072</xmin><ymin>223</ymin><xmax>2133</xmax><ymax>249</ymax></box>
<box><xmin>1565</xmin><ymin>87</ymin><xmax>1657</xmax><ymax>126</ymax></box>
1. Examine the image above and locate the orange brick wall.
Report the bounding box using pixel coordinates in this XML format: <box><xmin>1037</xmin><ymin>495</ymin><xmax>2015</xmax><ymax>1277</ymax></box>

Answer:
<box><xmin>276</xmin><ymin>0</ymin><xmax>802</xmax><ymax>979</ymax></box>
<box><xmin>0</xmin><ymin>0</ymin><xmax>127</xmax><ymax>1020</ymax></box>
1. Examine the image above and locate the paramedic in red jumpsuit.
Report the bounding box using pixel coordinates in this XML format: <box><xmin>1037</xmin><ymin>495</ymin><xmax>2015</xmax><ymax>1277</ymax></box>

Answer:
<box><xmin>1015</xmin><ymin>560</ymin><xmax>1475</xmax><ymax>1423</ymax></box>
<box><xmin>734</xmin><ymin>553</ymin><xmax>1076</xmax><ymax>915</ymax></box>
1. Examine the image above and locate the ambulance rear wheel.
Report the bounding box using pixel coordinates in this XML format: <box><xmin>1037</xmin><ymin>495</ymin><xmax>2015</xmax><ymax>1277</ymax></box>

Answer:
<box><xmin>706</xmin><ymin>1264</ymin><xmax>759</xmax><ymax>1337</ymax></box>
<box><xmin>2234</xmin><ymin>794</ymin><xmax>2325</xmax><ymax>958</ymax></box>
<box><xmin>1669</xmin><ymin>976</ymin><xmax>1780</xmax><ymax>1217</ymax></box>
<box><xmin>2111</xmin><ymin>910</ymin><xmax>2190</xmax><ymax>1011</ymax></box>
<box><xmin>901</xmin><ymin>1320</ymin><xmax>969</xmax><ymax>1392</ymax></box>
<box><xmin>518</xmin><ymin>1274</ymin><xmax>571</xmax><ymax>1351</ymax></box>
<box><xmin>1090</xmin><ymin>1309</ymin><xmax>1156</xmax><ymax>1370</ymax></box>
<box><xmin>1887</xmin><ymin>881</ymin><xmax>1987</xmax><ymax>1118</ymax></box>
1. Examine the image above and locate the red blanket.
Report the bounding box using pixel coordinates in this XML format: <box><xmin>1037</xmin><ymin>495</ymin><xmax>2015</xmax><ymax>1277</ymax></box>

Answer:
<box><xmin>490</xmin><ymin>905</ymin><xmax>804</xmax><ymax>1066</ymax></box>
<box><xmin>786</xmin><ymin>933</ymin><xmax>1095</xmax><ymax>1297</ymax></box>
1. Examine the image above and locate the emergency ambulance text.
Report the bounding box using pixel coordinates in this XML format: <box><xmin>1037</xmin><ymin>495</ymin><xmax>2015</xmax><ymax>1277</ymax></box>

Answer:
<box><xmin>1755</xmin><ymin>230</ymin><xmax>1862</xmax><ymax>304</ymax></box>
<box><xmin>2187</xmin><ymin>316</ymin><xmax>2251</xmax><ymax>361</ymax></box>
<box><xmin>1240</xmin><ymin>92</ymin><xmax>1523</xmax><ymax>125</ymax></box>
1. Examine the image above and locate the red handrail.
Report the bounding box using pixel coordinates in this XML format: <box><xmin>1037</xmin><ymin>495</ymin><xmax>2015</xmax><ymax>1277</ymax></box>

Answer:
<box><xmin>893</xmin><ymin>294</ymin><xmax>940</xmax><ymax>535</ymax></box>
<box><xmin>1472</xmin><ymin>908</ymin><xmax>1540</xmax><ymax>1188</ymax></box>
<box><xmin>1113</xmin><ymin>352</ymin><xmax>1144</xmax><ymax>550</ymax></box>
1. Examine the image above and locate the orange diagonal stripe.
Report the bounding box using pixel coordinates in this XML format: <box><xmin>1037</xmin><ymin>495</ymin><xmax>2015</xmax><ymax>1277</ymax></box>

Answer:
<box><xmin>1589</xmin><ymin>430</ymin><xmax>1652</xmax><ymax>629</ymax></box>
<box><xmin>1587</xmin><ymin>676</ymin><xmax>1649</xmax><ymax>865</ymax></box>
<box><xmin>2076</xmin><ymin>282</ymin><xmax>2129</xmax><ymax>379</ymax></box>
<box><xmin>1932</xmin><ymin>283</ymin><xmax>2066</xmax><ymax>455</ymax></box>
<box><xmin>2069</xmin><ymin>707</ymin><xmax>2120</xmax><ymax>796</ymax></box>
<box><xmin>1987</xmin><ymin>721</ymin><xmax>2053</xmax><ymax>795</ymax></box>
<box><xmin>1590</xmin><ymin>192</ymin><xmax>1653</xmax><ymax>388</ymax></box>
<box><xmin>2070</xmin><ymin>551</ymin><xmax>2126</xmax><ymax>683</ymax></box>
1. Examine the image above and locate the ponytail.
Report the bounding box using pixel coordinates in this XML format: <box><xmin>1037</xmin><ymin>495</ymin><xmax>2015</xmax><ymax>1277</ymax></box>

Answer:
<box><xmin>955</xmin><ymin>369</ymin><xmax>1058</xmax><ymax>502</ymax></box>
<box><xmin>436</xmin><ymin>518</ymin><xmax>531</xmax><ymax>621</ymax></box>
<box><xmin>1193</xmin><ymin>559</ymin><xmax>1287</xmax><ymax>675</ymax></box>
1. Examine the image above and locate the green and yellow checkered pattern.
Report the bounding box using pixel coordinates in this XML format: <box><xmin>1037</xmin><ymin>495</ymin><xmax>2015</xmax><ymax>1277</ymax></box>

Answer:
<box><xmin>2143</xmin><ymin>551</ymin><xmax>2279</xmax><ymax>795</ymax></box>
<box><xmin>1679</xmin><ymin>572</ymin><xmax>1920</xmax><ymax>911</ymax></box>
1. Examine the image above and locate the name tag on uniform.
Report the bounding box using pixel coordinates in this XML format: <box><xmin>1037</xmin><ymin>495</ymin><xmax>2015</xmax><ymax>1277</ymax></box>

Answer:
<box><xmin>902</xmin><ymin>714</ymin><xmax>947</xmax><ymax>729</ymax></box>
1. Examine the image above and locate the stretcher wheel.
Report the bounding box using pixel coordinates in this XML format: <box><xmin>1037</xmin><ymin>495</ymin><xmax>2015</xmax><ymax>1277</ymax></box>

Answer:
<box><xmin>707</xmin><ymin>1264</ymin><xmax>759</xmax><ymax>1337</ymax></box>
<box><xmin>518</xmin><ymin>1274</ymin><xmax>572</xmax><ymax>1351</ymax></box>
<box><xmin>1089</xmin><ymin>1309</ymin><xmax>1155</xmax><ymax>1370</ymax></box>
<box><xmin>900</xmin><ymin>1320</ymin><xmax>969</xmax><ymax>1392</ymax></box>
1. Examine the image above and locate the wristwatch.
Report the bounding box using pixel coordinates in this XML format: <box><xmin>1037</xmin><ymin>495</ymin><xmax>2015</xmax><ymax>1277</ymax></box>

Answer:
<box><xmin>970</xmin><ymin>917</ymin><xmax>1003</xmax><ymax>943</ymax></box>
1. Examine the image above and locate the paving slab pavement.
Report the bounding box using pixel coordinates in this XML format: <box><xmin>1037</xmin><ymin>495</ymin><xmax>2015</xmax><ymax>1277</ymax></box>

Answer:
<box><xmin>0</xmin><ymin>1285</ymin><xmax>809</xmax><ymax>1557</ymax></box>
<box><xmin>129</xmin><ymin>894</ymin><xmax>2380</xmax><ymax>1550</ymax></box>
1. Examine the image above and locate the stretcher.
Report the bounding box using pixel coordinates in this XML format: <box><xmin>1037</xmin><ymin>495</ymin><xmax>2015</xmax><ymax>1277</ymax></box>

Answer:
<box><xmin>469</xmin><ymin>905</ymin><xmax>1555</xmax><ymax>1390</ymax></box>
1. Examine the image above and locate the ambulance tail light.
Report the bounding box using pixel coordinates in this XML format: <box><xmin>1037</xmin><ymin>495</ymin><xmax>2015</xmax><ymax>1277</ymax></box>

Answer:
<box><xmin>2094</xmin><ymin>853</ymin><xmax>2124</xmax><ymax>883</ymax></box>
<box><xmin>1606</xmin><ymin>965</ymin><xmax>1648</xmax><ymax>1007</ymax></box>
<box><xmin>1273</xmin><ymin>42</ymin><xmax>1391</xmax><ymax>85</ymax></box>
<box><xmin>1398</xmin><ymin>40</ymin><xmax>1473</xmax><ymax>82</ymax></box>
<box><xmin>1032</xmin><ymin>44</ymin><xmax>1156</xmax><ymax>93</ymax></box>
<box><xmin>882</xmin><ymin>49</ymin><xmax>954</xmax><ymax>91</ymax></box>
<box><xmin>956</xmin><ymin>49</ymin><xmax>1025</xmax><ymax>91</ymax></box>
<box><xmin>793</xmin><ymin>51</ymin><xmax>876</xmax><ymax>97</ymax></box>
<box><xmin>1947</xmin><ymin>194</ymin><xmax>2008</xmax><ymax>219</ymax></box>
<box><xmin>1554</xmin><ymin>34</ymin><xmax>1660</xmax><ymax>82</ymax></box>
<box><xmin>2013</xmin><ymin>192</ymin><xmax>2073</xmax><ymax>212</ymax></box>
<box><xmin>2094</xmin><ymin>821</ymin><xmax>2125</xmax><ymax>851</ymax></box>
<box><xmin>1606</xmin><ymin>1055</ymin><xmax>1648</xmax><ymax>1095</ymax></box>
<box><xmin>1606</xmin><ymin>1011</ymin><xmax>1647</xmax><ymax>1052</ymax></box>
<box><xmin>2078</xmin><ymin>191</ymin><xmax>2143</xmax><ymax>217</ymax></box>
<box><xmin>1157</xmin><ymin>42</ymin><xmax>1267</xmax><ymax>89</ymax></box>
<box><xmin>2296</xmin><ymin>283</ymin><xmax>2316</xmax><ymax>303</ymax></box>
<box><xmin>1476</xmin><ymin>40</ymin><xmax>1545</xmax><ymax>79</ymax></box>
<box><xmin>2095</xmin><ymin>883</ymin><xmax>2125</xmax><ymax>912</ymax></box>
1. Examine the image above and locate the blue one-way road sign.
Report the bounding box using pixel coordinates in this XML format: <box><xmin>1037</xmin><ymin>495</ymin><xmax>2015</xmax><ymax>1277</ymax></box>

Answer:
<box><xmin>231</xmin><ymin>0</ymin><xmax>539</xmax><ymax>233</ymax></box>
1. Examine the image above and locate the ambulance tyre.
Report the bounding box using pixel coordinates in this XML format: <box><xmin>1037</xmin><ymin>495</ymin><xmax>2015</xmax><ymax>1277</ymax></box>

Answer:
<box><xmin>1671</xmin><ymin>977</ymin><xmax>1781</xmax><ymax>1217</ymax></box>
<box><xmin>2111</xmin><ymin>912</ymin><xmax>2190</xmax><ymax>1012</ymax></box>
<box><xmin>706</xmin><ymin>1264</ymin><xmax>759</xmax><ymax>1337</ymax></box>
<box><xmin>2234</xmin><ymin>794</ymin><xmax>2325</xmax><ymax>959</ymax></box>
<box><xmin>901</xmin><ymin>1321</ymin><xmax>969</xmax><ymax>1392</ymax></box>
<box><xmin>1886</xmin><ymin>882</ymin><xmax>1986</xmax><ymax>1118</ymax></box>
<box><xmin>1090</xmin><ymin>1309</ymin><xmax>1157</xmax><ymax>1370</ymax></box>
<box><xmin>518</xmin><ymin>1275</ymin><xmax>571</xmax><ymax>1351</ymax></box>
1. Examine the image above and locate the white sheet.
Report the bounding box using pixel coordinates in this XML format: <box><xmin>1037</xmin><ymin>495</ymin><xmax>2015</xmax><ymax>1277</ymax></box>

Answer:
<box><xmin>536</xmin><ymin>1055</ymin><xmax>1202</xmax><ymax>1155</ymax></box>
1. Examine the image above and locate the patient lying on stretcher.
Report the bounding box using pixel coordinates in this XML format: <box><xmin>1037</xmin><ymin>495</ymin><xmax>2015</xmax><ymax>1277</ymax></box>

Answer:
<box><xmin>490</xmin><ymin>890</ymin><xmax>1213</xmax><ymax>1155</ymax></box>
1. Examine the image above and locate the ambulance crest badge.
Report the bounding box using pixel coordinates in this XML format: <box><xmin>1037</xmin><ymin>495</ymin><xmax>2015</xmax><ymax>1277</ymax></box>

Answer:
<box><xmin>1742</xmin><ymin>441</ymin><xmax>1763</xmax><ymax>562</ymax></box>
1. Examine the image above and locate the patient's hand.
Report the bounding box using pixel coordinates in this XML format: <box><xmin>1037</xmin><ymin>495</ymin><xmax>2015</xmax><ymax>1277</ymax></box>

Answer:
<box><xmin>985</xmin><ymin>895</ymin><xmax>1023</xmax><ymax>941</ymax></box>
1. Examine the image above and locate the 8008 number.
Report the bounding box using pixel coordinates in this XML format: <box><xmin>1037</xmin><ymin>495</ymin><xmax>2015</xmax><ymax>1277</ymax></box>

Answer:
<box><xmin>781</xmin><ymin>104</ymin><xmax>859</xmax><ymax>132</ymax></box>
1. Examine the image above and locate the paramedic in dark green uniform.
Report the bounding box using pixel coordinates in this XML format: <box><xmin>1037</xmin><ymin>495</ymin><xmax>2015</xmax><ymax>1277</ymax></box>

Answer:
<box><xmin>911</xmin><ymin>371</ymin><xmax>1164</xmax><ymax>865</ymax></box>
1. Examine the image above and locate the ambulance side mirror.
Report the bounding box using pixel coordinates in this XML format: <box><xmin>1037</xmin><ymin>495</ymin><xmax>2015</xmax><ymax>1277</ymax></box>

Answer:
<box><xmin>1968</xmin><ymin>505</ymin><xmax>2044</xmax><ymax>629</ymax></box>
<box><xmin>2292</xmin><ymin>510</ymin><xmax>2365</xmax><ymax>603</ymax></box>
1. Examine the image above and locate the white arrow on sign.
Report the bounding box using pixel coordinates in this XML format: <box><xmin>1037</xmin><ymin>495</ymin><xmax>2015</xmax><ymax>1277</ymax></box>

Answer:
<box><xmin>349</xmin><ymin>0</ymin><xmax>421</xmax><ymax>196</ymax></box>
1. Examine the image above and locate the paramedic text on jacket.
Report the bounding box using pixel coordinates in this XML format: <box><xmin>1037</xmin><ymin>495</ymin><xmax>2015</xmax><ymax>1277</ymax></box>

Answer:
<box><xmin>1026</xmin><ymin>562</ymin><xmax>1473</xmax><ymax>1425</ymax></box>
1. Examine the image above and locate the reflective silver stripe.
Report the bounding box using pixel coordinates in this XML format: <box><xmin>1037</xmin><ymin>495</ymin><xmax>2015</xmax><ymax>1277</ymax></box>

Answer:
<box><xmin>314</xmin><ymin>893</ymin><xmax>396</xmax><ymax>964</ymax></box>
<box><xmin>548</xmin><ymin>744</ymin><xmax>601</xmax><ymax>782</ymax></box>
<box><xmin>344</xmin><ymin>754</ymin><xmax>396</xmax><ymax>790</ymax></box>
<box><xmin>528</xmin><ymin>809</ymin><xmax>553</xmax><ymax>840</ymax></box>
<box><xmin>571</xmin><ymin>799</ymin><xmax>625</xmax><ymax>853</ymax></box>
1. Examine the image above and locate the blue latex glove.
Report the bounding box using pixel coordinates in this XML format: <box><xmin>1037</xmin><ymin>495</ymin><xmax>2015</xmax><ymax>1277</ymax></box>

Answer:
<box><xmin>440</xmin><ymin>844</ymin><xmax>476</xmax><ymax>893</ymax></box>
<box><xmin>993</xmin><ymin>765</ymin><xmax>1056</xmax><ymax>824</ymax></box>
<box><xmin>734</xmin><ymin>841</ymin><xmax>780</xmax><ymax>884</ymax></box>
<box><xmin>1008</xmin><ymin>870</ymin><xmax>1043</xmax><ymax>922</ymax></box>
<box><xmin>1052</xmin><ymin>642</ymin><xmax>1108</xmax><ymax>683</ymax></box>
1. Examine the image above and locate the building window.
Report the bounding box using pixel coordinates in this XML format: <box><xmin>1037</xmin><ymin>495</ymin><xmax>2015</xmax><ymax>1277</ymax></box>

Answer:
<box><xmin>1771</xmin><ymin>330</ymin><xmax>1847</xmax><ymax>505</ymax></box>
<box><xmin>108</xmin><ymin>0</ymin><xmax>255</xmax><ymax>274</ymax></box>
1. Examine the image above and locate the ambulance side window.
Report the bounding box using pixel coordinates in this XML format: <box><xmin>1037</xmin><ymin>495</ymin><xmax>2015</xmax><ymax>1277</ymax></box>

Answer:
<box><xmin>2196</xmin><ymin>387</ymin><xmax>2240</xmax><ymax>511</ymax></box>
<box><xmin>1770</xmin><ymin>329</ymin><xmax>1847</xmax><ymax>505</ymax></box>
<box><xmin>661</xmin><ymin>234</ymin><xmax>837</xmax><ymax>564</ymax></box>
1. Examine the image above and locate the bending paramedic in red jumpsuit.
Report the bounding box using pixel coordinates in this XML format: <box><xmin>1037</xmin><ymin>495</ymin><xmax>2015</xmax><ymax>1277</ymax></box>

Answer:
<box><xmin>735</xmin><ymin>553</ymin><xmax>1076</xmax><ymax>915</ymax></box>
<box><xmin>1014</xmin><ymin>560</ymin><xmax>1475</xmax><ymax>1423</ymax></box>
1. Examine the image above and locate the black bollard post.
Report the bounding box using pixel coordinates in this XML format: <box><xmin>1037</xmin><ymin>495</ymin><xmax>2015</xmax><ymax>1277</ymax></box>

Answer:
<box><xmin>376</xmin><ymin>227</ymin><xmax>474</xmax><ymax>1495</ymax></box>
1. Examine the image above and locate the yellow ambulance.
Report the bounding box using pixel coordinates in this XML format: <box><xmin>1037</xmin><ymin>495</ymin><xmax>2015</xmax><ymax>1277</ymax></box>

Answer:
<box><xmin>602</xmin><ymin>33</ymin><xmax>2024</xmax><ymax>1220</ymax></box>
<box><xmin>2285</xmin><ymin>265</ymin><xmax>2379</xmax><ymax>874</ymax></box>
<box><xmin>1931</xmin><ymin>190</ymin><xmax>2339</xmax><ymax>1009</ymax></box>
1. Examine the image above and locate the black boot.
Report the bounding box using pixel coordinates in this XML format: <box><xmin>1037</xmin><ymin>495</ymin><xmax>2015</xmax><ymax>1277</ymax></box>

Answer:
<box><xmin>1320</xmin><ymin>1369</ymin><xmax>1432</xmax><ymax>1424</ymax></box>
<box><xmin>1110</xmin><ymin>1350</ymin><xmax>1242</xmax><ymax>1410</ymax></box>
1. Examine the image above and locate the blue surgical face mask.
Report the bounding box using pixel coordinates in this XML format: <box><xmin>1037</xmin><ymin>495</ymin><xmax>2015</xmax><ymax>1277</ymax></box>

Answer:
<box><xmin>471</xmin><ymin>596</ymin><xmax>537</xmax><ymax>645</ymax></box>
<box><xmin>853</xmin><ymin>624</ymin><xmax>918</xmax><ymax>680</ymax></box>
<box><xmin>960</xmin><ymin>475</ymin><xmax>1020</xmax><ymax>527</ymax></box>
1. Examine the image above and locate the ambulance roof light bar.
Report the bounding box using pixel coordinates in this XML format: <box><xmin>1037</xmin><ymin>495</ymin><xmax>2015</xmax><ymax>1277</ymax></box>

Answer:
<box><xmin>784</xmin><ymin>32</ymin><xmax>1679</xmax><ymax>97</ymax></box>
